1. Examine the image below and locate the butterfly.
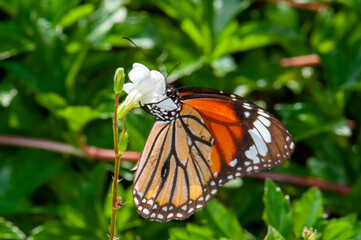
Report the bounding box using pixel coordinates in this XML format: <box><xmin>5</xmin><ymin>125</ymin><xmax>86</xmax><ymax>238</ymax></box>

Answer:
<box><xmin>131</xmin><ymin>86</ymin><xmax>294</xmax><ymax>222</ymax></box>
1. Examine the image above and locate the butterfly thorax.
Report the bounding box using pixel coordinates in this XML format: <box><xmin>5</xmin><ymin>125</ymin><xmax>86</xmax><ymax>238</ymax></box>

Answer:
<box><xmin>147</xmin><ymin>86</ymin><xmax>182</xmax><ymax>122</ymax></box>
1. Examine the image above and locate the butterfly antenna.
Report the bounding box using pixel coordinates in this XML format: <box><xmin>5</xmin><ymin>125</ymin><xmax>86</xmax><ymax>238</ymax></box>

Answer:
<box><xmin>165</xmin><ymin>61</ymin><xmax>181</xmax><ymax>80</ymax></box>
<box><xmin>122</xmin><ymin>37</ymin><xmax>159</xmax><ymax>71</ymax></box>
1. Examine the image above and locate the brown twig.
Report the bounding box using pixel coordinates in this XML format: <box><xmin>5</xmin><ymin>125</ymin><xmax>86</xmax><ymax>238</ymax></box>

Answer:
<box><xmin>280</xmin><ymin>54</ymin><xmax>321</xmax><ymax>67</ymax></box>
<box><xmin>249</xmin><ymin>172</ymin><xmax>350</xmax><ymax>195</ymax></box>
<box><xmin>261</xmin><ymin>0</ymin><xmax>329</xmax><ymax>11</ymax></box>
<box><xmin>0</xmin><ymin>134</ymin><xmax>351</xmax><ymax>195</ymax></box>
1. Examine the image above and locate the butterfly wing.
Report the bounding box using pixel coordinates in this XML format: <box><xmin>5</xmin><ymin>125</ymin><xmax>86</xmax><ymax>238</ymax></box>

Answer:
<box><xmin>133</xmin><ymin>104</ymin><xmax>218</xmax><ymax>222</ymax></box>
<box><xmin>178</xmin><ymin>87</ymin><xmax>295</xmax><ymax>185</ymax></box>
<box><xmin>133</xmin><ymin>86</ymin><xmax>294</xmax><ymax>222</ymax></box>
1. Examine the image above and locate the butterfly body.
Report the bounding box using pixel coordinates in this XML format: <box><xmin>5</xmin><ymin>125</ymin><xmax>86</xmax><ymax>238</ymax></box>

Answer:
<box><xmin>132</xmin><ymin>86</ymin><xmax>294</xmax><ymax>222</ymax></box>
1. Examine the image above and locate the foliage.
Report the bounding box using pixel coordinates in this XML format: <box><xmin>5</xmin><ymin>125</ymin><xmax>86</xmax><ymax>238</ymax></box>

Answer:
<box><xmin>1</xmin><ymin>0</ymin><xmax>361</xmax><ymax>239</ymax></box>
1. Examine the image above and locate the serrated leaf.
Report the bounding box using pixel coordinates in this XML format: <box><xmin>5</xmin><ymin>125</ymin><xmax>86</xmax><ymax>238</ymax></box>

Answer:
<box><xmin>292</xmin><ymin>188</ymin><xmax>323</xmax><ymax>238</ymax></box>
<box><xmin>263</xmin><ymin>179</ymin><xmax>292</xmax><ymax>240</ymax></box>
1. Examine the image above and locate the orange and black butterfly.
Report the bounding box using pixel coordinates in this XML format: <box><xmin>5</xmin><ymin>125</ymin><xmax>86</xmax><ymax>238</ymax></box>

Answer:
<box><xmin>132</xmin><ymin>86</ymin><xmax>294</xmax><ymax>222</ymax></box>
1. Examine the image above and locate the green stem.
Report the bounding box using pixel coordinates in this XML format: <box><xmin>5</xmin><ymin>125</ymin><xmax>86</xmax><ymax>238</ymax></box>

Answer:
<box><xmin>109</xmin><ymin>93</ymin><xmax>121</xmax><ymax>240</ymax></box>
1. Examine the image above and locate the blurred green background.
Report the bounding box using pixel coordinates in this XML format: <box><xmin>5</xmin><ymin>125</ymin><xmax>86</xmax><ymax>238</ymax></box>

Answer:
<box><xmin>1</xmin><ymin>0</ymin><xmax>361</xmax><ymax>239</ymax></box>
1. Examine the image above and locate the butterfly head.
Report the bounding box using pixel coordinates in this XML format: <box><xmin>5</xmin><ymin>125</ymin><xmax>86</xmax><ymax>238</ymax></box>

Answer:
<box><xmin>146</xmin><ymin>86</ymin><xmax>182</xmax><ymax>122</ymax></box>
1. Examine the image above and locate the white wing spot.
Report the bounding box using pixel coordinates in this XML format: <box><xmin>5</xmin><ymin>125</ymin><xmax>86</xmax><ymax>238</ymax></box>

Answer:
<box><xmin>258</xmin><ymin>115</ymin><xmax>271</xmax><ymax>127</ymax></box>
<box><xmin>162</xmin><ymin>206</ymin><xmax>167</xmax><ymax>212</ymax></box>
<box><xmin>143</xmin><ymin>208</ymin><xmax>150</xmax><ymax>215</ymax></box>
<box><xmin>153</xmin><ymin>204</ymin><xmax>158</xmax><ymax>209</ymax></box>
<box><xmin>245</xmin><ymin>145</ymin><xmax>260</xmax><ymax>164</ymax></box>
<box><xmin>188</xmin><ymin>207</ymin><xmax>194</xmax><ymax>213</ymax></box>
<box><xmin>245</xmin><ymin>161</ymin><xmax>251</xmax><ymax>166</ymax></box>
<box><xmin>147</xmin><ymin>199</ymin><xmax>154</xmax><ymax>205</ymax></box>
<box><xmin>167</xmin><ymin>213</ymin><xmax>174</xmax><ymax>219</ymax></box>
<box><xmin>151</xmin><ymin>213</ymin><xmax>156</xmax><ymax>218</ymax></box>
<box><xmin>227</xmin><ymin>175</ymin><xmax>234</xmax><ymax>180</ymax></box>
<box><xmin>246</xmin><ymin>167</ymin><xmax>253</xmax><ymax>172</ymax></box>
<box><xmin>286</xmin><ymin>136</ymin><xmax>290</xmax><ymax>142</ymax></box>
<box><xmin>198</xmin><ymin>197</ymin><xmax>204</xmax><ymax>201</ymax></box>
<box><xmin>134</xmin><ymin>198</ymin><xmax>139</xmax><ymax>205</ymax></box>
<box><xmin>229</xmin><ymin>158</ymin><xmax>238</xmax><ymax>167</ymax></box>
<box><xmin>196</xmin><ymin>204</ymin><xmax>203</xmax><ymax>209</ymax></box>
<box><xmin>218</xmin><ymin>179</ymin><xmax>223</xmax><ymax>184</ymax></box>
<box><xmin>258</xmin><ymin>109</ymin><xmax>270</xmax><ymax>118</ymax></box>
<box><xmin>235</xmin><ymin>172</ymin><xmax>241</xmax><ymax>177</ymax></box>
<box><xmin>211</xmin><ymin>181</ymin><xmax>216</xmax><ymax>186</ymax></box>
<box><xmin>176</xmin><ymin>213</ymin><xmax>183</xmax><ymax>218</ymax></box>
<box><xmin>142</xmin><ymin>199</ymin><xmax>146</xmax><ymax>203</ymax></box>
<box><xmin>138</xmin><ymin>206</ymin><xmax>143</xmax><ymax>211</ymax></box>
<box><xmin>181</xmin><ymin>205</ymin><xmax>187</xmax><ymax>211</ymax></box>
<box><xmin>254</xmin><ymin>120</ymin><xmax>271</xmax><ymax>143</ymax></box>
<box><xmin>290</xmin><ymin>142</ymin><xmax>295</xmax><ymax>149</ymax></box>
<box><xmin>158</xmin><ymin>214</ymin><xmax>164</xmax><ymax>219</ymax></box>
<box><xmin>249</xmin><ymin>128</ymin><xmax>268</xmax><ymax>156</ymax></box>
<box><xmin>169</xmin><ymin>206</ymin><xmax>173</xmax><ymax>210</ymax></box>
<box><xmin>211</xmin><ymin>189</ymin><xmax>217</xmax><ymax>194</ymax></box>
<box><xmin>244</xmin><ymin>111</ymin><xmax>250</xmax><ymax>118</ymax></box>
<box><xmin>213</xmin><ymin>171</ymin><xmax>218</xmax><ymax>177</ymax></box>
<box><xmin>205</xmin><ymin>194</ymin><xmax>210</xmax><ymax>201</ymax></box>
<box><xmin>237</xmin><ymin>167</ymin><xmax>242</xmax><ymax>170</ymax></box>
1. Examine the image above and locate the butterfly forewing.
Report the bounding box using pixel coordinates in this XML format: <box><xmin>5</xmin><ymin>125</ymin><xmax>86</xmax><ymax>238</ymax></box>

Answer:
<box><xmin>178</xmin><ymin>87</ymin><xmax>294</xmax><ymax>186</ymax></box>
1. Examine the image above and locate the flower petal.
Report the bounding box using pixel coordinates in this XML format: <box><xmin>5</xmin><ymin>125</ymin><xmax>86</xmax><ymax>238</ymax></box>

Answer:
<box><xmin>150</xmin><ymin>70</ymin><xmax>166</xmax><ymax>93</ymax></box>
<box><xmin>129</xmin><ymin>63</ymin><xmax>150</xmax><ymax>85</ymax></box>
<box><xmin>122</xmin><ymin>83</ymin><xmax>135</xmax><ymax>94</ymax></box>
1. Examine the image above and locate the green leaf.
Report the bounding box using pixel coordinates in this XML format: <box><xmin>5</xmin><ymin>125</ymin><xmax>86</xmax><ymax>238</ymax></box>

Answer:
<box><xmin>322</xmin><ymin>214</ymin><xmax>361</xmax><ymax>240</ymax></box>
<box><xmin>56</xmin><ymin>106</ymin><xmax>99</xmax><ymax>132</ymax></box>
<box><xmin>203</xmin><ymin>199</ymin><xmax>247</xmax><ymax>240</ymax></box>
<box><xmin>86</xmin><ymin>0</ymin><xmax>127</xmax><ymax>46</ymax></box>
<box><xmin>0</xmin><ymin>21</ymin><xmax>34</xmax><ymax>59</ymax></box>
<box><xmin>169</xmin><ymin>224</ymin><xmax>217</xmax><ymax>240</ymax></box>
<box><xmin>265</xmin><ymin>226</ymin><xmax>286</xmax><ymax>240</ymax></box>
<box><xmin>0</xmin><ymin>150</ymin><xmax>62</xmax><ymax>215</ymax></box>
<box><xmin>35</xmin><ymin>92</ymin><xmax>67</xmax><ymax>110</ymax></box>
<box><xmin>58</xmin><ymin>3</ymin><xmax>95</xmax><ymax>28</ymax></box>
<box><xmin>263</xmin><ymin>179</ymin><xmax>292</xmax><ymax>240</ymax></box>
<box><xmin>292</xmin><ymin>188</ymin><xmax>323</xmax><ymax>238</ymax></box>
<box><xmin>0</xmin><ymin>218</ymin><xmax>26</xmax><ymax>239</ymax></box>
<box><xmin>28</xmin><ymin>221</ymin><xmax>102</xmax><ymax>240</ymax></box>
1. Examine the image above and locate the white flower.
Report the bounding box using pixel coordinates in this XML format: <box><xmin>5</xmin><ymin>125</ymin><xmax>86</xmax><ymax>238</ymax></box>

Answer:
<box><xmin>118</xmin><ymin>63</ymin><xmax>177</xmax><ymax>119</ymax></box>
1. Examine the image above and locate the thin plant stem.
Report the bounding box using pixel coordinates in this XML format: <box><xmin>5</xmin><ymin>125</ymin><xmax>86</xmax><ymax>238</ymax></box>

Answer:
<box><xmin>109</xmin><ymin>92</ymin><xmax>121</xmax><ymax>240</ymax></box>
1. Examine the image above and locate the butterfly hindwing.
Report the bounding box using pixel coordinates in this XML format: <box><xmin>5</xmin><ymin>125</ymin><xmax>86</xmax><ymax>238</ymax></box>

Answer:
<box><xmin>133</xmin><ymin>104</ymin><xmax>218</xmax><ymax>222</ymax></box>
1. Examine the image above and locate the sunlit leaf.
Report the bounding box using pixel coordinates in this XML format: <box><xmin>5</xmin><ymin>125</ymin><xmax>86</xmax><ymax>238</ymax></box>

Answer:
<box><xmin>263</xmin><ymin>179</ymin><xmax>292</xmax><ymax>240</ymax></box>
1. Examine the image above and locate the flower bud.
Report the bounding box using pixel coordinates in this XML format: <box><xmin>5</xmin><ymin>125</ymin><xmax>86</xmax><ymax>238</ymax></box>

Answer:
<box><xmin>114</xmin><ymin>68</ymin><xmax>125</xmax><ymax>93</ymax></box>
